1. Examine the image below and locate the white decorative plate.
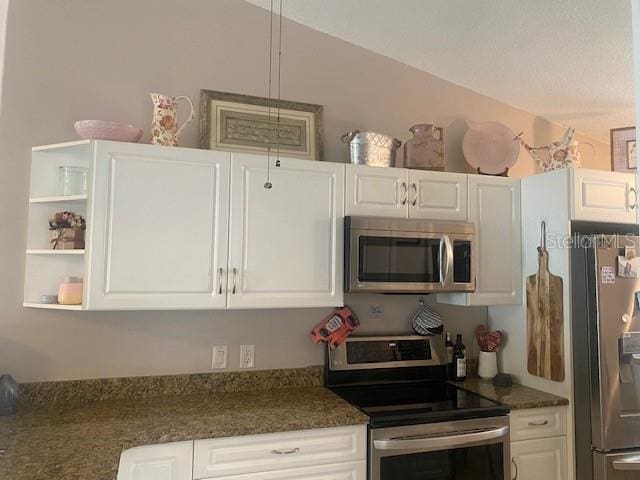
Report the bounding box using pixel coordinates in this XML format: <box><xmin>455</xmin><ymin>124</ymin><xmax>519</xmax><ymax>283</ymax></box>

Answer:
<box><xmin>462</xmin><ymin>121</ymin><xmax>520</xmax><ymax>174</ymax></box>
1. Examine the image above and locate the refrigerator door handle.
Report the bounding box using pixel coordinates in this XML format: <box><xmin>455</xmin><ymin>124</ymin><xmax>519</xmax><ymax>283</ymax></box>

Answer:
<box><xmin>613</xmin><ymin>457</ymin><xmax>640</xmax><ymax>471</ymax></box>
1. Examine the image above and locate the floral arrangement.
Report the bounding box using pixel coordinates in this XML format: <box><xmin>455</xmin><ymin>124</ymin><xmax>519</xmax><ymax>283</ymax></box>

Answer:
<box><xmin>48</xmin><ymin>211</ymin><xmax>86</xmax><ymax>230</ymax></box>
<box><xmin>475</xmin><ymin>325</ymin><xmax>504</xmax><ymax>353</ymax></box>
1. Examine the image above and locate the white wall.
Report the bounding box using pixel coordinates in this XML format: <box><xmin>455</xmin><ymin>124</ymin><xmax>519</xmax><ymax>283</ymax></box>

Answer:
<box><xmin>0</xmin><ymin>0</ymin><xmax>609</xmax><ymax>382</ymax></box>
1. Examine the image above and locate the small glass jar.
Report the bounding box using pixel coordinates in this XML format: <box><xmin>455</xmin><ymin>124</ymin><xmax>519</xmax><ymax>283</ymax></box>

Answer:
<box><xmin>59</xmin><ymin>166</ymin><xmax>88</xmax><ymax>196</ymax></box>
<box><xmin>58</xmin><ymin>276</ymin><xmax>83</xmax><ymax>305</ymax></box>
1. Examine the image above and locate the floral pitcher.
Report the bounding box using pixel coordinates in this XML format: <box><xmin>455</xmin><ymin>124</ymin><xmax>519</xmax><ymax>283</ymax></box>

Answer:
<box><xmin>150</xmin><ymin>93</ymin><xmax>194</xmax><ymax>146</ymax></box>
<box><xmin>519</xmin><ymin>127</ymin><xmax>596</xmax><ymax>172</ymax></box>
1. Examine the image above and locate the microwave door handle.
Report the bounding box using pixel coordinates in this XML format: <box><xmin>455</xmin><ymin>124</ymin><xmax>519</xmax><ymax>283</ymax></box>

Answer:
<box><xmin>439</xmin><ymin>235</ymin><xmax>453</xmax><ymax>286</ymax></box>
<box><xmin>613</xmin><ymin>457</ymin><xmax>640</xmax><ymax>471</ymax></box>
<box><xmin>439</xmin><ymin>237</ymin><xmax>446</xmax><ymax>286</ymax></box>
<box><xmin>374</xmin><ymin>426</ymin><xmax>508</xmax><ymax>451</ymax></box>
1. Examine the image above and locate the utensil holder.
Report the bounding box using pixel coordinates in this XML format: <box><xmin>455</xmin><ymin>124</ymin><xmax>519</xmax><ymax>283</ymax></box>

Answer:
<box><xmin>478</xmin><ymin>351</ymin><xmax>498</xmax><ymax>380</ymax></box>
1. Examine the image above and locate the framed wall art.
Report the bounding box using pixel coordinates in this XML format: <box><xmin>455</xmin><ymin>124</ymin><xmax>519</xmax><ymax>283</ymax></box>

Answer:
<box><xmin>610</xmin><ymin>127</ymin><xmax>636</xmax><ymax>172</ymax></box>
<box><xmin>199</xmin><ymin>89</ymin><xmax>323</xmax><ymax>160</ymax></box>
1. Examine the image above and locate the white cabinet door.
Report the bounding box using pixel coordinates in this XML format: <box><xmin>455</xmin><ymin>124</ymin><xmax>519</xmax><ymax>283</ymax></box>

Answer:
<box><xmin>345</xmin><ymin>164</ymin><xmax>408</xmax><ymax>217</ymax></box>
<box><xmin>227</xmin><ymin>154</ymin><xmax>344</xmax><ymax>308</ymax></box>
<box><xmin>438</xmin><ymin>176</ymin><xmax>521</xmax><ymax>306</ymax></box>
<box><xmin>511</xmin><ymin>437</ymin><xmax>567</xmax><ymax>480</ymax></box>
<box><xmin>194</xmin><ymin>425</ymin><xmax>366</xmax><ymax>479</ymax></box>
<box><xmin>571</xmin><ymin>169</ymin><xmax>637</xmax><ymax>223</ymax></box>
<box><xmin>87</xmin><ymin>142</ymin><xmax>230</xmax><ymax>310</ymax></box>
<box><xmin>409</xmin><ymin>170</ymin><xmax>467</xmax><ymax>220</ymax></box>
<box><xmin>209</xmin><ymin>461</ymin><xmax>366</xmax><ymax>480</ymax></box>
<box><xmin>118</xmin><ymin>441</ymin><xmax>193</xmax><ymax>480</ymax></box>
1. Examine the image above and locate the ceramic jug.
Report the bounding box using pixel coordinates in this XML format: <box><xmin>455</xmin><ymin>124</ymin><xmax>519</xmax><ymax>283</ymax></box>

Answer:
<box><xmin>403</xmin><ymin>124</ymin><xmax>445</xmax><ymax>170</ymax></box>
<box><xmin>519</xmin><ymin>127</ymin><xmax>596</xmax><ymax>172</ymax></box>
<box><xmin>150</xmin><ymin>93</ymin><xmax>195</xmax><ymax>146</ymax></box>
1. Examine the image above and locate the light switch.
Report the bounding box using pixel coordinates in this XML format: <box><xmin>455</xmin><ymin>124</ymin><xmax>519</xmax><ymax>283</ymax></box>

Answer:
<box><xmin>212</xmin><ymin>345</ymin><xmax>228</xmax><ymax>369</ymax></box>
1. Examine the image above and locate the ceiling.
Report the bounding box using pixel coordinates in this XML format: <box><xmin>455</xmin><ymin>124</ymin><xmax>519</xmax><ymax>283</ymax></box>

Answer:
<box><xmin>246</xmin><ymin>0</ymin><xmax>635</xmax><ymax>143</ymax></box>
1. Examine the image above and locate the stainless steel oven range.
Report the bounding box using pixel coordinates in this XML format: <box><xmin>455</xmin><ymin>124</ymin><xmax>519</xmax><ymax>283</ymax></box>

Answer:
<box><xmin>326</xmin><ymin>335</ymin><xmax>510</xmax><ymax>480</ymax></box>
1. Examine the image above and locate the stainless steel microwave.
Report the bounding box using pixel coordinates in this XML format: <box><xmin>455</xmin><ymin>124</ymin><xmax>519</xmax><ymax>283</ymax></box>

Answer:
<box><xmin>345</xmin><ymin>216</ymin><xmax>476</xmax><ymax>293</ymax></box>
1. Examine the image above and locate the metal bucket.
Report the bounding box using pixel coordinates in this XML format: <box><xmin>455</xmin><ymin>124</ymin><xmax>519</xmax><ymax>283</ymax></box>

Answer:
<box><xmin>341</xmin><ymin>130</ymin><xmax>402</xmax><ymax>167</ymax></box>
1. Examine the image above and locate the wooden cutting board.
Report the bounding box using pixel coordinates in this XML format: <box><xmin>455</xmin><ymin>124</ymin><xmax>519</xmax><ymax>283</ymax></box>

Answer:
<box><xmin>526</xmin><ymin>247</ymin><xmax>564</xmax><ymax>381</ymax></box>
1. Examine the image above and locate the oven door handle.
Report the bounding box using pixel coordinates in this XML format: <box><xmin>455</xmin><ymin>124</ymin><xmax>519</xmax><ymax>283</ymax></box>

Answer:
<box><xmin>439</xmin><ymin>235</ymin><xmax>454</xmax><ymax>287</ymax></box>
<box><xmin>613</xmin><ymin>457</ymin><xmax>640</xmax><ymax>471</ymax></box>
<box><xmin>373</xmin><ymin>426</ymin><xmax>508</xmax><ymax>451</ymax></box>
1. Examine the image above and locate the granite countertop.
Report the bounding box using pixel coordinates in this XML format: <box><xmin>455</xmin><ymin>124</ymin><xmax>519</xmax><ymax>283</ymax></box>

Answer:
<box><xmin>454</xmin><ymin>377</ymin><xmax>569</xmax><ymax>410</ymax></box>
<box><xmin>0</xmin><ymin>370</ymin><xmax>367</xmax><ymax>480</ymax></box>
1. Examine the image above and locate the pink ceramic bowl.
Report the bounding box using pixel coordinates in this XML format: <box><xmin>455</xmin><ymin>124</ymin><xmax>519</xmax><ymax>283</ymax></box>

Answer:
<box><xmin>74</xmin><ymin>120</ymin><xmax>143</xmax><ymax>143</ymax></box>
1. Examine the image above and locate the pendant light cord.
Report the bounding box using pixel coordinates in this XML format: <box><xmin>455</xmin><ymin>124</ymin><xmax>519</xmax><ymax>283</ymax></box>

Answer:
<box><xmin>264</xmin><ymin>0</ymin><xmax>283</xmax><ymax>188</ymax></box>
<box><xmin>264</xmin><ymin>0</ymin><xmax>275</xmax><ymax>189</ymax></box>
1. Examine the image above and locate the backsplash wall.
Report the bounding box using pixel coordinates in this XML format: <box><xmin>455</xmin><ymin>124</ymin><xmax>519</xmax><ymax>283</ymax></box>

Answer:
<box><xmin>0</xmin><ymin>0</ymin><xmax>608</xmax><ymax>382</ymax></box>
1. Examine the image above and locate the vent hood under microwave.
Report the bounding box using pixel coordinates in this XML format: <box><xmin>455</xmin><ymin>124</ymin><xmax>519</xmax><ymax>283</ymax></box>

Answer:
<box><xmin>344</xmin><ymin>216</ymin><xmax>476</xmax><ymax>294</ymax></box>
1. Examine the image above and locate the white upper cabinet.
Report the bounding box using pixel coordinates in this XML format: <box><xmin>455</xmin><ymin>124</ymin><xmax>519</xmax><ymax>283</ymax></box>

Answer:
<box><xmin>345</xmin><ymin>164</ymin><xmax>467</xmax><ymax>221</ymax></box>
<box><xmin>227</xmin><ymin>154</ymin><xmax>344</xmax><ymax>309</ymax></box>
<box><xmin>570</xmin><ymin>168</ymin><xmax>637</xmax><ymax>224</ymax></box>
<box><xmin>345</xmin><ymin>164</ymin><xmax>407</xmax><ymax>217</ymax></box>
<box><xmin>409</xmin><ymin>170</ymin><xmax>467</xmax><ymax>220</ymax></box>
<box><xmin>438</xmin><ymin>175</ymin><xmax>521</xmax><ymax>306</ymax></box>
<box><xmin>87</xmin><ymin>141</ymin><xmax>231</xmax><ymax>310</ymax></box>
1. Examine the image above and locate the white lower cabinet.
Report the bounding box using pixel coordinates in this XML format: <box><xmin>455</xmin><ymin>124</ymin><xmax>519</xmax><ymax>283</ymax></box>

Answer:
<box><xmin>511</xmin><ymin>437</ymin><xmax>567</xmax><ymax>480</ymax></box>
<box><xmin>202</xmin><ymin>461</ymin><xmax>365</xmax><ymax>480</ymax></box>
<box><xmin>117</xmin><ymin>441</ymin><xmax>193</xmax><ymax>480</ymax></box>
<box><xmin>118</xmin><ymin>426</ymin><xmax>367</xmax><ymax>480</ymax></box>
<box><xmin>509</xmin><ymin>407</ymin><xmax>568</xmax><ymax>480</ymax></box>
<box><xmin>193</xmin><ymin>425</ymin><xmax>365</xmax><ymax>479</ymax></box>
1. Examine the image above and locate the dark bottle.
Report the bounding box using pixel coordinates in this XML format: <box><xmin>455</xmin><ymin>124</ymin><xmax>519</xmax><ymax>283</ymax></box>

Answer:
<box><xmin>445</xmin><ymin>332</ymin><xmax>455</xmax><ymax>380</ymax></box>
<box><xmin>454</xmin><ymin>334</ymin><xmax>467</xmax><ymax>381</ymax></box>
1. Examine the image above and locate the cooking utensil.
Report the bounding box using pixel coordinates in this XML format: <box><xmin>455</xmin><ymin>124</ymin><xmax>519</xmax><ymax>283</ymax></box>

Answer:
<box><xmin>462</xmin><ymin>121</ymin><xmax>520</xmax><ymax>175</ymax></box>
<box><xmin>341</xmin><ymin>130</ymin><xmax>402</xmax><ymax>167</ymax></box>
<box><xmin>410</xmin><ymin>299</ymin><xmax>444</xmax><ymax>336</ymax></box>
<box><xmin>526</xmin><ymin>221</ymin><xmax>565</xmax><ymax>381</ymax></box>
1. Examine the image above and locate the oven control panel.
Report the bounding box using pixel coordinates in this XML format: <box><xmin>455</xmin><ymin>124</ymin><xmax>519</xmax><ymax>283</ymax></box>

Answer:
<box><xmin>329</xmin><ymin>335</ymin><xmax>445</xmax><ymax>371</ymax></box>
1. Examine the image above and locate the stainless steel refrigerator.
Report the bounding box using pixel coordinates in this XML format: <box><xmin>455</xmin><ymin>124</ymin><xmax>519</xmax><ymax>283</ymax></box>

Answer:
<box><xmin>572</xmin><ymin>233</ymin><xmax>640</xmax><ymax>480</ymax></box>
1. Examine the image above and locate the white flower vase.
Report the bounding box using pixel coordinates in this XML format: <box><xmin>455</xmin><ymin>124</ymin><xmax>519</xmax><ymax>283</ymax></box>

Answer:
<box><xmin>478</xmin><ymin>351</ymin><xmax>498</xmax><ymax>380</ymax></box>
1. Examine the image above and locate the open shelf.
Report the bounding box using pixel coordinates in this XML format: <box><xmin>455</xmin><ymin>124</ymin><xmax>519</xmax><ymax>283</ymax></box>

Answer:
<box><xmin>29</xmin><ymin>194</ymin><xmax>87</xmax><ymax>204</ymax></box>
<box><xmin>26</xmin><ymin>249</ymin><xmax>85</xmax><ymax>255</ymax></box>
<box><xmin>23</xmin><ymin>302</ymin><xmax>83</xmax><ymax>311</ymax></box>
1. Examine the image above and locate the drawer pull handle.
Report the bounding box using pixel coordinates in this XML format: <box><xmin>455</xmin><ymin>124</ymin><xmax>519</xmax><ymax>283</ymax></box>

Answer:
<box><xmin>528</xmin><ymin>420</ymin><xmax>549</xmax><ymax>427</ymax></box>
<box><xmin>271</xmin><ymin>447</ymin><xmax>300</xmax><ymax>455</ymax></box>
<box><xmin>512</xmin><ymin>458</ymin><xmax>518</xmax><ymax>480</ymax></box>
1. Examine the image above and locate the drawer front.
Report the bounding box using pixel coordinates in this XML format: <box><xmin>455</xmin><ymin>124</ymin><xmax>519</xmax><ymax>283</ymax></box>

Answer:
<box><xmin>193</xmin><ymin>425</ymin><xmax>367</xmax><ymax>479</ymax></box>
<box><xmin>206</xmin><ymin>460</ymin><xmax>366</xmax><ymax>480</ymax></box>
<box><xmin>510</xmin><ymin>407</ymin><xmax>566</xmax><ymax>441</ymax></box>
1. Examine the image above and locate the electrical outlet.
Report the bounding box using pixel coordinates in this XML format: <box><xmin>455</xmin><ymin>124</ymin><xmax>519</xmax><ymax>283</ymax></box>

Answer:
<box><xmin>239</xmin><ymin>344</ymin><xmax>255</xmax><ymax>369</ymax></box>
<box><xmin>211</xmin><ymin>345</ymin><xmax>228</xmax><ymax>369</ymax></box>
